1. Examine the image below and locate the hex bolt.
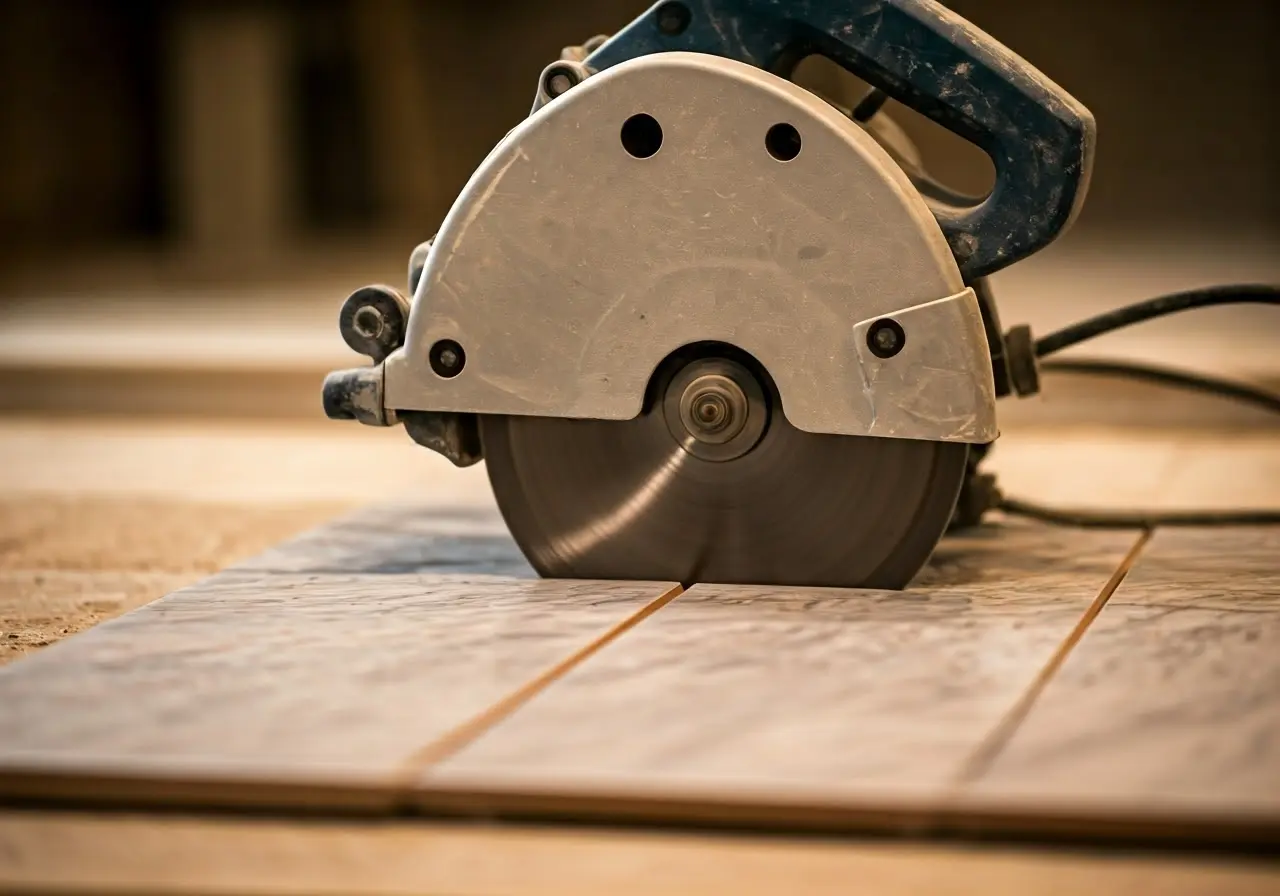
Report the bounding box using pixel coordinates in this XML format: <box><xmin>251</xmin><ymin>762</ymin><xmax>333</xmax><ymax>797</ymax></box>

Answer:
<box><xmin>867</xmin><ymin>319</ymin><xmax>907</xmax><ymax>359</ymax></box>
<box><xmin>338</xmin><ymin>284</ymin><xmax>410</xmax><ymax>364</ymax></box>
<box><xmin>352</xmin><ymin>306</ymin><xmax>385</xmax><ymax>340</ymax></box>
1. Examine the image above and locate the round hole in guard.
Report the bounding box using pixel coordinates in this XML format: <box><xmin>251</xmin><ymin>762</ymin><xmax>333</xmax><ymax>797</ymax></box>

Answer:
<box><xmin>765</xmin><ymin>123</ymin><xmax>802</xmax><ymax>162</ymax></box>
<box><xmin>621</xmin><ymin>113</ymin><xmax>663</xmax><ymax>159</ymax></box>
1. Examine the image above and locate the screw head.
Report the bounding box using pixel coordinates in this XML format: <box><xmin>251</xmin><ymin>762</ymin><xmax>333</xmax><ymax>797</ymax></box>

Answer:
<box><xmin>542</xmin><ymin>66</ymin><xmax>578</xmax><ymax>98</ymax></box>
<box><xmin>867</xmin><ymin>319</ymin><xmax>906</xmax><ymax>359</ymax></box>
<box><xmin>655</xmin><ymin>2</ymin><xmax>691</xmax><ymax>36</ymax></box>
<box><xmin>429</xmin><ymin>339</ymin><xmax>466</xmax><ymax>378</ymax></box>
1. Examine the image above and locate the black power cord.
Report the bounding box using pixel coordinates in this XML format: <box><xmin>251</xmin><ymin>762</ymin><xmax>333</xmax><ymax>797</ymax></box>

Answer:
<box><xmin>998</xmin><ymin>284</ymin><xmax>1280</xmax><ymax>529</ymax></box>
<box><xmin>1039</xmin><ymin>358</ymin><xmax>1280</xmax><ymax>415</ymax></box>
<box><xmin>997</xmin><ymin>497</ymin><xmax>1280</xmax><ymax>530</ymax></box>
<box><xmin>1033</xmin><ymin>284</ymin><xmax>1280</xmax><ymax>358</ymax></box>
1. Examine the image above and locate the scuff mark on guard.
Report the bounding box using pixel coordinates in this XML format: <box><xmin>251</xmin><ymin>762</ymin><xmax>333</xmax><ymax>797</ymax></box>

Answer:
<box><xmin>431</xmin><ymin>144</ymin><xmax>531</xmax><ymax>285</ymax></box>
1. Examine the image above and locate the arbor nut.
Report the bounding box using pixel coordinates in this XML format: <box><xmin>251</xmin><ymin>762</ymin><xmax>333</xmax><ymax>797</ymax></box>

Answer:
<box><xmin>663</xmin><ymin>357</ymin><xmax>769</xmax><ymax>463</ymax></box>
<box><xmin>680</xmin><ymin>375</ymin><xmax>749</xmax><ymax>444</ymax></box>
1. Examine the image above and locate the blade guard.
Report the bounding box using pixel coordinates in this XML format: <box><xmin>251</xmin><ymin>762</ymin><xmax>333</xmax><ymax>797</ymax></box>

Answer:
<box><xmin>586</xmin><ymin>0</ymin><xmax>1096</xmax><ymax>280</ymax></box>
<box><xmin>384</xmin><ymin>53</ymin><xmax>998</xmax><ymax>444</ymax></box>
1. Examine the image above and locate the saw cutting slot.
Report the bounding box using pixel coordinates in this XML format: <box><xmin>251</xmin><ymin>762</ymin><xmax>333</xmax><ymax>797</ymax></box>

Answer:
<box><xmin>621</xmin><ymin>113</ymin><xmax>663</xmax><ymax>158</ymax></box>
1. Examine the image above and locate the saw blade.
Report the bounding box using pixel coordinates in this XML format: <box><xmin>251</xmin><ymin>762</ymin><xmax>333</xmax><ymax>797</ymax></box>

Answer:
<box><xmin>480</xmin><ymin>350</ymin><xmax>968</xmax><ymax>589</ymax></box>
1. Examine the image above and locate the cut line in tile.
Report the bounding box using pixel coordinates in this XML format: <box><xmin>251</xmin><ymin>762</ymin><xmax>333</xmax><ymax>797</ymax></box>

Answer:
<box><xmin>395</xmin><ymin>583</ymin><xmax>685</xmax><ymax>777</ymax></box>
<box><xmin>952</xmin><ymin>529</ymin><xmax>1152</xmax><ymax>785</ymax></box>
<box><xmin>0</xmin><ymin>502</ymin><xmax>680</xmax><ymax>813</ymax></box>
<box><xmin>423</xmin><ymin>522</ymin><xmax>1139</xmax><ymax>816</ymax></box>
<box><xmin>963</xmin><ymin>525</ymin><xmax>1280</xmax><ymax>832</ymax></box>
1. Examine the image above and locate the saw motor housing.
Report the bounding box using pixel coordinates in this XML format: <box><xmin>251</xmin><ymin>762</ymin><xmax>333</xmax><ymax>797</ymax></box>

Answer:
<box><xmin>323</xmin><ymin>0</ymin><xmax>1096</xmax><ymax>588</ymax></box>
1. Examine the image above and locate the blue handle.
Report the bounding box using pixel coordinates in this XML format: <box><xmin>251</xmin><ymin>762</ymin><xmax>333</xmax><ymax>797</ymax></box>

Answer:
<box><xmin>586</xmin><ymin>0</ymin><xmax>1096</xmax><ymax>280</ymax></box>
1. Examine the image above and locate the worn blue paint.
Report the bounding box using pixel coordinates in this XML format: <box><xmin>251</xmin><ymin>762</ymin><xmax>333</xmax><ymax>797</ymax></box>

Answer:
<box><xmin>586</xmin><ymin>0</ymin><xmax>1096</xmax><ymax>280</ymax></box>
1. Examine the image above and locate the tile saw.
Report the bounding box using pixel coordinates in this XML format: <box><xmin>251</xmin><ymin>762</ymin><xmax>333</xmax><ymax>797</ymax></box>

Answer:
<box><xmin>322</xmin><ymin>0</ymin><xmax>1280</xmax><ymax>589</ymax></box>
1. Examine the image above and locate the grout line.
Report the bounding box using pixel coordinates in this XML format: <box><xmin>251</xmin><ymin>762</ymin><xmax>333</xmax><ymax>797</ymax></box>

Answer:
<box><xmin>393</xmin><ymin>583</ymin><xmax>685</xmax><ymax>780</ymax></box>
<box><xmin>949</xmin><ymin>528</ymin><xmax>1154</xmax><ymax>786</ymax></box>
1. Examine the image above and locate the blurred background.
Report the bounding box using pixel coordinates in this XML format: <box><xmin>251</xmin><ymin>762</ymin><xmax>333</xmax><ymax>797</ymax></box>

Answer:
<box><xmin>0</xmin><ymin>0</ymin><xmax>1276</xmax><ymax>420</ymax></box>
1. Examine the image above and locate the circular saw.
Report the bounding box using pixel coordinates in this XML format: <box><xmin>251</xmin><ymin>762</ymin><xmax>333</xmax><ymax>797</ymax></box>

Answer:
<box><xmin>323</xmin><ymin>0</ymin><xmax>1096</xmax><ymax>589</ymax></box>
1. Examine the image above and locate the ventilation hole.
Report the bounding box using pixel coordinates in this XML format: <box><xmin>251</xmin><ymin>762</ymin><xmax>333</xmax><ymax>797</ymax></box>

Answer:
<box><xmin>766</xmin><ymin>123</ymin><xmax>802</xmax><ymax>161</ymax></box>
<box><xmin>621</xmin><ymin>113</ymin><xmax>663</xmax><ymax>159</ymax></box>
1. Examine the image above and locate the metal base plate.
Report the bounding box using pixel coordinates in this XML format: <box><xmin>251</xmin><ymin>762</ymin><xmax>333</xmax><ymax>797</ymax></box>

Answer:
<box><xmin>481</xmin><ymin>352</ymin><xmax>968</xmax><ymax>590</ymax></box>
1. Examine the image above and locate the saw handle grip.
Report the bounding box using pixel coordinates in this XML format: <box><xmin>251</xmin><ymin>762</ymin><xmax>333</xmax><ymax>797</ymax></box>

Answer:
<box><xmin>587</xmin><ymin>0</ymin><xmax>1096</xmax><ymax>280</ymax></box>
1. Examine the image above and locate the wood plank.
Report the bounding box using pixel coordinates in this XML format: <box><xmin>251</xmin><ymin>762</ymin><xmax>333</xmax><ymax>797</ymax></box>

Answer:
<box><xmin>421</xmin><ymin>523</ymin><xmax>1140</xmax><ymax>829</ymax></box>
<box><xmin>2</xmin><ymin>811</ymin><xmax>1276</xmax><ymax>896</ymax></box>
<box><xmin>964</xmin><ymin>527</ymin><xmax>1280</xmax><ymax>831</ymax></box>
<box><xmin>0</xmin><ymin>502</ymin><xmax>677</xmax><ymax>809</ymax></box>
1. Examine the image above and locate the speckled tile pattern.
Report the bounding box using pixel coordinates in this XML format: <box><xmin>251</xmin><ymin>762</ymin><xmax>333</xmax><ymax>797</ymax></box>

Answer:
<box><xmin>967</xmin><ymin>527</ymin><xmax>1280</xmax><ymax>817</ymax></box>
<box><xmin>425</xmin><ymin>523</ymin><xmax>1141</xmax><ymax>801</ymax></box>
<box><xmin>0</xmin><ymin>502</ymin><xmax>675</xmax><ymax>796</ymax></box>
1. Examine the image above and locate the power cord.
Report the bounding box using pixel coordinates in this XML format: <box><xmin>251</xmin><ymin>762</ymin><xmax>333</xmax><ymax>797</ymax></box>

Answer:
<box><xmin>1033</xmin><ymin>284</ymin><xmax>1280</xmax><ymax>358</ymax></box>
<box><xmin>988</xmin><ymin>284</ymin><xmax>1280</xmax><ymax>529</ymax></box>
<box><xmin>996</xmin><ymin>496</ymin><xmax>1280</xmax><ymax>530</ymax></box>
<box><xmin>1038</xmin><ymin>357</ymin><xmax>1280</xmax><ymax>415</ymax></box>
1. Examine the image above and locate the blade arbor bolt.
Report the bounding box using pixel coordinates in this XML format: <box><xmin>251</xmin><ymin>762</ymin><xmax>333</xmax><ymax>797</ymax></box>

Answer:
<box><xmin>867</xmin><ymin>318</ymin><xmax>907</xmax><ymax>359</ymax></box>
<box><xmin>663</xmin><ymin>357</ymin><xmax>769</xmax><ymax>462</ymax></box>
<box><xmin>681</xmin><ymin>375</ymin><xmax>748</xmax><ymax>444</ymax></box>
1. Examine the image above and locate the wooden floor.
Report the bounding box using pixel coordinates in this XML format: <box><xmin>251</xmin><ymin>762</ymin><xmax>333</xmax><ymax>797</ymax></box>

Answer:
<box><xmin>0</xmin><ymin>418</ymin><xmax>1278</xmax><ymax>893</ymax></box>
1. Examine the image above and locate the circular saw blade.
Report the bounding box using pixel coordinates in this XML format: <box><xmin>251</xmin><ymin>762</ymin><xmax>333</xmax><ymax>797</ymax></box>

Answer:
<box><xmin>480</xmin><ymin>361</ymin><xmax>968</xmax><ymax>590</ymax></box>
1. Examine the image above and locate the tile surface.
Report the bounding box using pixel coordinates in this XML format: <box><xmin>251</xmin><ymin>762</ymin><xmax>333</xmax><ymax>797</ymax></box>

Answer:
<box><xmin>0</xmin><ymin>502</ymin><xmax>675</xmax><ymax>796</ymax></box>
<box><xmin>234</xmin><ymin>501</ymin><xmax>533</xmax><ymax>578</ymax></box>
<box><xmin>969</xmin><ymin>527</ymin><xmax>1280</xmax><ymax>818</ymax></box>
<box><xmin>427</xmin><ymin>524</ymin><xmax>1140</xmax><ymax>803</ymax></box>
